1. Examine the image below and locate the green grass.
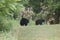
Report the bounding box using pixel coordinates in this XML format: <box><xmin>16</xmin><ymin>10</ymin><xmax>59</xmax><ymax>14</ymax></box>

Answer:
<box><xmin>0</xmin><ymin>20</ymin><xmax>19</xmax><ymax>40</ymax></box>
<box><xmin>18</xmin><ymin>24</ymin><xmax>60</xmax><ymax>40</ymax></box>
<box><xmin>0</xmin><ymin>21</ymin><xmax>60</xmax><ymax>40</ymax></box>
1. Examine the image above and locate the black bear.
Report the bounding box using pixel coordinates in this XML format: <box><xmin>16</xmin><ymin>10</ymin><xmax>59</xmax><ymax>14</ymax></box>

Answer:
<box><xmin>35</xmin><ymin>19</ymin><xmax>45</xmax><ymax>25</ymax></box>
<box><xmin>20</xmin><ymin>18</ymin><xmax>29</xmax><ymax>26</ymax></box>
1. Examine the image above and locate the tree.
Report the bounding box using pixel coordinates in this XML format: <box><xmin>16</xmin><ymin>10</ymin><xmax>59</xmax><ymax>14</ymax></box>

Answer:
<box><xmin>28</xmin><ymin>0</ymin><xmax>44</xmax><ymax>13</ymax></box>
<box><xmin>27</xmin><ymin>0</ymin><xmax>60</xmax><ymax>23</ymax></box>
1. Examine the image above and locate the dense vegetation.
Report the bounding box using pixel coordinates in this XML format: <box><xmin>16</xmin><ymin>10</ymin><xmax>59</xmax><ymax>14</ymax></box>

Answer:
<box><xmin>0</xmin><ymin>0</ymin><xmax>23</xmax><ymax>32</ymax></box>
<box><xmin>0</xmin><ymin>0</ymin><xmax>60</xmax><ymax>32</ymax></box>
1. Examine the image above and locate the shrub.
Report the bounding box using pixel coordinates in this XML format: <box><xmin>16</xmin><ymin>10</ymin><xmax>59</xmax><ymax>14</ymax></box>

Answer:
<box><xmin>0</xmin><ymin>16</ymin><xmax>12</xmax><ymax>32</ymax></box>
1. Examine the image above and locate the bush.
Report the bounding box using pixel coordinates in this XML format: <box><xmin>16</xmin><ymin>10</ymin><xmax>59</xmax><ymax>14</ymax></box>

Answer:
<box><xmin>0</xmin><ymin>16</ymin><xmax>12</xmax><ymax>32</ymax></box>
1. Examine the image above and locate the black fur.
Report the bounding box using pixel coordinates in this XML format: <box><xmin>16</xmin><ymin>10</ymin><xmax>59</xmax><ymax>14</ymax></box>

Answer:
<box><xmin>20</xmin><ymin>18</ymin><xmax>29</xmax><ymax>26</ymax></box>
<box><xmin>35</xmin><ymin>19</ymin><xmax>45</xmax><ymax>25</ymax></box>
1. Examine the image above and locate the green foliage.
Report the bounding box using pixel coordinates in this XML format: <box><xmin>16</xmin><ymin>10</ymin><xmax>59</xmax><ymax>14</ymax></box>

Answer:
<box><xmin>0</xmin><ymin>16</ymin><xmax>12</xmax><ymax>32</ymax></box>
<box><xmin>25</xmin><ymin>0</ymin><xmax>60</xmax><ymax>14</ymax></box>
<box><xmin>0</xmin><ymin>0</ymin><xmax>25</xmax><ymax>32</ymax></box>
<box><xmin>0</xmin><ymin>0</ymin><xmax>21</xmax><ymax>19</ymax></box>
<box><xmin>0</xmin><ymin>0</ymin><xmax>60</xmax><ymax>32</ymax></box>
<box><xmin>28</xmin><ymin>0</ymin><xmax>44</xmax><ymax>13</ymax></box>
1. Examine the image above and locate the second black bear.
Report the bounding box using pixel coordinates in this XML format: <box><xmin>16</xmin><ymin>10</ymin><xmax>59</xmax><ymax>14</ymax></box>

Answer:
<box><xmin>35</xmin><ymin>19</ymin><xmax>45</xmax><ymax>25</ymax></box>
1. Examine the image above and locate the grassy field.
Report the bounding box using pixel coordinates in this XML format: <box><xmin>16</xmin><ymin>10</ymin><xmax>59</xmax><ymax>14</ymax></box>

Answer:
<box><xmin>18</xmin><ymin>25</ymin><xmax>60</xmax><ymax>40</ymax></box>
<box><xmin>0</xmin><ymin>22</ymin><xmax>60</xmax><ymax>40</ymax></box>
